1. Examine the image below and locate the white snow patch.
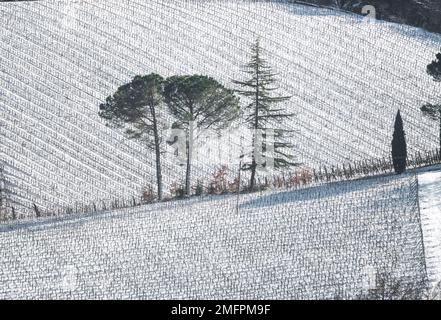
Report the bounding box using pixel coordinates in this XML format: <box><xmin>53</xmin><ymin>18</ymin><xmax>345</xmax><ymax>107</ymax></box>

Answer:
<box><xmin>418</xmin><ymin>170</ymin><xmax>441</xmax><ymax>285</ymax></box>
<box><xmin>0</xmin><ymin>174</ymin><xmax>427</xmax><ymax>299</ymax></box>
<box><xmin>1</xmin><ymin>0</ymin><xmax>441</xmax><ymax>216</ymax></box>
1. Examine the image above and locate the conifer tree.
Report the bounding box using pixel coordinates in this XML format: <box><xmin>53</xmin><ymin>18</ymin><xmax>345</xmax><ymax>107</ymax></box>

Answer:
<box><xmin>99</xmin><ymin>74</ymin><xmax>166</xmax><ymax>200</ymax></box>
<box><xmin>392</xmin><ymin>110</ymin><xmax>407</xmax><ymax>174</ymax></box>
<box><xmin>164</xmin><ymin>75</ymin><xmax>239</xmax><ymax>196</ymax></box>
<box><xmin>233</xmin><ymin>39</ymin><xmax>297</xmax><ymax>190</ymax></box>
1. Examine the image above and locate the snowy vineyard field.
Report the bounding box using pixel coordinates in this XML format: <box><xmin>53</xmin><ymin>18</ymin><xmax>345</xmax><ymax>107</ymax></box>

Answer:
<box><xmin>1</xmin><ymin>0</ymin><xmax>441</xmax><ymax>216</ymax></box>
<box><xmin>0</xmin><ymin>172</ymin><xmax>427</xmax><ymax>299</ymax></box>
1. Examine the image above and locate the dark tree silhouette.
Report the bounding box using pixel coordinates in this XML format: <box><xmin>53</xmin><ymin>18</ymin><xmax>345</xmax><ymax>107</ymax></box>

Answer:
<box><xmin>164</xmin><ymin>75</ymin><xmax>239</xmax><ymax>196</ymax></box>
<box><xmin>233</xmin><ymin>39</ymin><xmax>298</xmax><ymax>190</ymax></box>
<box><xmin>421</xmin><ymin>48</ymin><xmax>441</xmax><ymax>150</ymax></box>
<box><xmin>99</xmin><ymin>74</ymin><xmax>166</xmax><ymax>200</ymax></box>
<box><xmin>427</xmin><ymin>49</ymin><xmax>441</xmax><ymax>81</ymax></box>
<box><xmin>392</xmin><ymin>110</ymin><xmax>407</xmax><ymax>174</ymax></box>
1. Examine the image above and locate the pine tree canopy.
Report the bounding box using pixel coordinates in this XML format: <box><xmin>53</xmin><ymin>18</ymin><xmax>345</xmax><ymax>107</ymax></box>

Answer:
<box><xmin>99</xmin><ymin>73</ymin><xmax>167</xmax><ymax>200</ymax></box>
<box><xmin>163</xmin><ymin>75</ymin><xmax>240</xmax><ymax>132</ymax></box>
<box><xmin>163</xmin><ymin>74</ymin><xmax>239</xmax><ymax>196</ymax></box>
<box><xmin>427</xmin><ymin>50</ymin><xmax>441</xmax><ymax>81</ymax></box>
<box><xmin>99</xmin><ymin>73</ymin><xmax>166</xmax><ymax>149</ymax></box>
<box><xmin>421</xmin><ymin>103</ymin><xmax>441</xmax><ymax>120</ymax></box>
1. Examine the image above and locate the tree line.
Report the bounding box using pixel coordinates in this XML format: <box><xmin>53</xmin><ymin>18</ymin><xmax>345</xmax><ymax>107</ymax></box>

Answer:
<box><xmin>391</xmin><ymin>47</ymin><xmax>441</xmax><ymax>174</ymax></box>
<box><xmin>100</xmin><ymin>38</ymin><xmax>441</xmax><ymax>200</ymax></box>
<box><xmin>99</xmin><ymin>39</ymin><xmax>297</xmax><ymax>200</ymax></box>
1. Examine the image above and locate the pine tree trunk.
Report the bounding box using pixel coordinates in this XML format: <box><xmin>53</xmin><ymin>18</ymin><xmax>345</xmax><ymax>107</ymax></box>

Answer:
<box><xmin>250</xmin><ymin>160</ymin><xmax>256</xmax><ymax>191</ymax></box>
<box><xmin>249</xmin><ymin>128</ymin><xmax>258</xmax><ymax>190</ymax></box>
<box><xmin>151</xmin><ymin>106</ymin><xmax>163</xmax><ymax>200</ymax></box>
<box><xmin>185</xmin><ymin>121</ymin><xmax>194</xmax><ymax>196</ymax></box>
<box><xmin>250</xmin><ymin>50</ymin><xmax>260</xmax><ymax>191</ymax></box>
<box><xmin>439</xmin><ymin>111</ymin><xmax>441</xmax><ymax>152</ymax></box>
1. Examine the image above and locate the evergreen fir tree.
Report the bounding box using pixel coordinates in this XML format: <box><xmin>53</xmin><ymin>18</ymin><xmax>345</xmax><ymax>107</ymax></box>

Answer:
<box><xmin>392</xmin><ymin>110</ymin><xmax>407</xmax><ymax>174</ymax></box>
<box><xmin>233</xmin><ymin>39</ymin><xmax>298</xmax><ymax>190</ymax></box>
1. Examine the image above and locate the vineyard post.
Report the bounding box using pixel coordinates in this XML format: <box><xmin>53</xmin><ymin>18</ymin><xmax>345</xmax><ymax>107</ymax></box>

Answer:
<box><xmin>413</xmin><ymin>164</ymin><xmax>428</xmax><ymax>279</ymax></box>
<box><xmin>235</xmin><ymin>160</ymin><xmax>242</xmax><ymax>215</ymax></box>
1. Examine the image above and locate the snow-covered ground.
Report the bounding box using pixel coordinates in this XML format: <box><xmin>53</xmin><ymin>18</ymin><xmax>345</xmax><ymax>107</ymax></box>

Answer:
<box><xmin>0</xmin><ymin>0</ymin><xmax>439</xmax><ymax>300</ymax></box>
<box><xmin>418</xmin><ymin>169</ymin><xmax>441</xmax><ymax>286</ymax></box>
<box><xmin>0</xmin><ymin>173</ymin><xmax>427</xmax><ymax>299</ymax></box>
<box><xmin>1</xmin><ymin>0</ymin><xmax>441</xmax><ymax>216</ymax></box>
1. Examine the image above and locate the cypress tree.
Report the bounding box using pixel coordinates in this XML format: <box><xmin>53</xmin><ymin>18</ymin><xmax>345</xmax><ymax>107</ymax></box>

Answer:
<box><xmin>392</xmin><ymin>110</ymin><xmax>407</xmax><ymax>174</ymax></box>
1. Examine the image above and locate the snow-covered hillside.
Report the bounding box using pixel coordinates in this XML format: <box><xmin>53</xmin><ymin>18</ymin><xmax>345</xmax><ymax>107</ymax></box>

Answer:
<box><xmin>1</xmin><ymin>0</ymin><xmax>440</xmax><ymax>215</ymax></box>
<box><xmin>0</xmin><ymin>172</ymin><xmax>427</xmax><ymax>299</ymax></box>
<box><xmin>418</xmin><ymin>168</ymin><xmax>441</xmax><ymax>287</ymax></box>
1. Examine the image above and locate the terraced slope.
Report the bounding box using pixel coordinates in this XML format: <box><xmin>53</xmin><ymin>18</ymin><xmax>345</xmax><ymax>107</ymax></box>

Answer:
<box><xmin>419</xmin><ymin>168</ymin><xmax>441</xmax><ymax>287</ymax></box>
<box><xmin>0</xmin><ymin>173</ymin><xmax>427</xmax><ymax>299</ymax></box>
<box><xmin>0</xmin><ymin>0</ymin><xmax>440</xmax><ymax>216</ymax></box>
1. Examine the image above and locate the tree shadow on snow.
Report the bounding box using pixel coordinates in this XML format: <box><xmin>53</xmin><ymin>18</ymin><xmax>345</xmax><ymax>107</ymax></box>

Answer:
<box><xmin>239</xmin><ymin>173</ymin><xmax>401</xmax><ymax>209</ymax></box>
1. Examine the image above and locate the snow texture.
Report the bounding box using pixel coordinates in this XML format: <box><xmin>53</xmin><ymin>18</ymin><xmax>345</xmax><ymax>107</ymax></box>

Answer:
<box><xmin>0</xmin><ymin>173</ymin><xmax>427</xmax><ymax>299</ymax></box>
<box><xmin>418</xmin><ymin>169</ymin><xmax>441</xmax><ymax>286</ymax></box>
<box><xmin>1</xmin><ymin>0</ymin><xmax>441</xmax><ymax>216</ymax></box>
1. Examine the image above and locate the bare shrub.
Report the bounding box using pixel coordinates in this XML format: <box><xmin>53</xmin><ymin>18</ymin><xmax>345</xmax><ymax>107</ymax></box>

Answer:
<box><xmin>208</xmin><ymin>166</ymin><xmax>229</xmax><ymax>194</ymax></box>
<box><xmin>142</xmin><ymin>187</ymin><xmax>157</xmax><ymax>203</ymax></box>
<box><xmin>356</xmin><ymin>273</ymin><xmax>427</xmax><ymax>300</ymax></box>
